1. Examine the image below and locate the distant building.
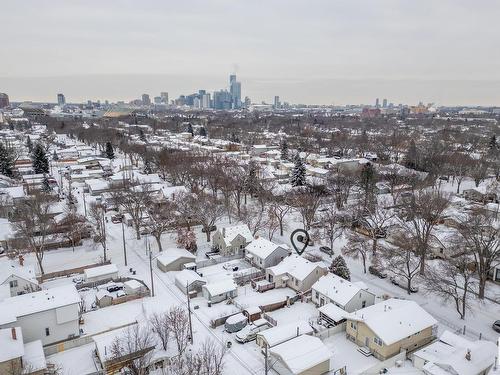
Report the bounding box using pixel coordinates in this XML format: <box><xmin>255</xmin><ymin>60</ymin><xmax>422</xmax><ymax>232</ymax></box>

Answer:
<box><xmin>57</xmin><ymin>93</ymin><xmax>66</xmax><ymax>106</ymax></box>
<box><xmin>213</xmin><ymin>90</ymin><xmax>232</xmax><ymax>110</ymax></box>
<box><xmin>244</xmin><ymin>96</ymin><xmax>251</xmax><ymax>108</ymax></box>
<box><xmin>154</xmin><ymin>96</ymin><xmax>162</xmax><ymax>104</ymax></box>
<box><xmin>362</xmin><ymin>107</ymin><xmax>381</xmax><ymax>118</ymax></box>
<box><xmin>229</xmin><ymin>74</ymin><xmax>242</xmax><ymax>109</ymax></box>
<box><xmin>382</xmin><ymin>98</ymin><xmax>387</xmax><ymax>108</ymax></box>
<box><xmin>375</xmin><ymin>98</ymin><xmax>380</xmax><ymax>108</ymax></box>
<box><xmin>141</xmin><ymin>94</ymin><xmax>151</xmax><ymax>106</ymax></box>
<box><xmin>0</xmin><ymin>93</ymin><xmax>9</xmax><ymax>108</ymax></box>
<box><xmin>160</xmin><ymin>92</ymin><xmax>168</xmax><ymax>103</ymax></box>
<box><xmin>274</xmin><ymin>96</ymin><xmax>281</xmax><ymax>108</ymax></box>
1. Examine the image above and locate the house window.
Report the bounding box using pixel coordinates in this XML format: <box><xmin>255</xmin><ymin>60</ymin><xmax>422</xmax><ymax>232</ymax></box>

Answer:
<box><xmin>45</xmin><ymin>328</ymin><xmax>50</xmax><ymax>336</ymax></box>
<box><xmin>350</xmin><ymin>322</ymin><xmax>357</xmax><ymax>330</ymax></box>
<box><xmin>9</xmin><ymin>280</ymin><xmax>18</xmax><ymax>288</ymax></box>
<box><xmin>374</xmin><ymin>336</ymin><xmax>382</xmax><ymax>346</ymax></box>
<box><xmin>294</xmin><ymin>279</ymin><xmax>298</xmax><ymax>287</ymax></box>
<box><xmin>362</xmin><ymin>301</ymin><xmax>366</xmax><ymax>308</ymax></box>
<box><xmin>315</xmin><ymin>292</ymin><xmax>319</xmax><ymax>299</ymax></box>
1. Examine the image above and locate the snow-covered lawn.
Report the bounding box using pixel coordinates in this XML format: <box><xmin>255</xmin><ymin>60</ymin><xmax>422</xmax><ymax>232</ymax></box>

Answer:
<box><xmin>47</xmin><ymin>343</ymin><xmax>99</xmax><ymax>375</ymax></box>
<box><xmin>267</xmin><ymin>301</ymin><xmax>318</xmax><ymax>325</ymax></box>
<box><xmin>324</xmin><ymin>332</ymin><xmax>380</xmax><ymax>373</ymax></box>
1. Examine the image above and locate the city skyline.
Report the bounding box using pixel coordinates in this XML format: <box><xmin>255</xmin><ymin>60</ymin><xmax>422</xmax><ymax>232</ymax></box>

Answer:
<box><xmin>1</xmin><ymin>0</ymin><xmax>500</xmax><ymax>105</ymax></box>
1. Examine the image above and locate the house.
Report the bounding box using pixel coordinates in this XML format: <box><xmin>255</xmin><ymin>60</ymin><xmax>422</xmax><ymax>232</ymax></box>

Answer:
<box><xmin>266</xmin><ymin>255</ymin><xmax>328</xmax><ymax>293</ymax></box>
<box><xmin>156</xmin><ymin>248</ymin><xmax>196</xmax><ymax>272</ymax></box>
<box><xmin>256</xmin><ymin>321</ymin><xmax>313</xmax><ymax>348</ymax></box>
<box><xmin>412</xmin><ymin>330</ymin><xmax>497</xmax><ymax>375</ymax></box>
<box><xmin>318</xmin><ymin>303</ymin><xmax>348</xmax><ymax>327</ymax></box>
<box><xmin>84</xmin><ymin>263</ymin><xmax>119</xmax><ymax>283</ymax></box>
<box><xmin>0</xmin><ymin>327</ymin><xmax>46</xmax><ymax>375</ymax></box>
<box><xmin>0</xmin><ymin>263</ymin><xmax>40</xmax><ymax>296</ymax></box>
<box><xmin>202</xmin><ymin>280</ymin><xmax>237</xmax><ymax>304</ymax></box>
<box><xmin>0</xmin><ymin>285</ymin><xmax>81</xmax><ymax>345</ymax></box>
<box><xmin>212</xmin><ymin>224</ymin><xmax>254</xmax><ymax>256</ymax></box>
<box><xmin>124</xmin><ymin>279</ymin><xmax>148</xmax><ymax>296</ymax></box>
<box><xmin>311</xmin><ymin>274</ymin><xmax>375</xmax><ymax>312</ymax></box>
<box><xmin>269</xmin><ymin>335</ymin><xmax>331</xmax><ymax>375</ymax></box>
<box><xmin>174</xmin><ymin>269</ymin><xmax>206</xmax><ymax>296</ymax></box>
<box><xmin>85</xmin><ymin>178</ymin><xmax>110</xmax><ymax>196</ymax></box>
<box><xmin>344</xmin><ymin>299</ymin><xmax>437</xmax><ymax>360</ymax></box>
<box><xmin>245</xmin><ymin>238</ymin><xmax>289</xmax><ymax>269</ymax></box>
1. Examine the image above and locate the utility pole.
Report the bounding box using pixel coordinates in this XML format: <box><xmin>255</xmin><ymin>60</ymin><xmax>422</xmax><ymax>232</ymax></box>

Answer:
<box><xmin>186</xmin><ymin>281</ymin><xmax>193</xmax><ymax>344</ymax></box>
<box><xmin>121</xmin><ymin>220</ymin><xmax>127</xmax><ymax>266</ymax></box>
<box><xmin>149</xmin><ymin>246</ymin><xmax>154</xmax><ymax>297</ymax></box>
<box><xmin>265</xmin><ymin>344</ymin><xmax>268</xmax><ymax>375</ymax></box>
<box><xmin>102</xmin><ymin>208</ymin><xmax>107</xmax><ymax>262</ymax></box>
<box><xmin>82</xmin><ymin>192</ymin><xmax>87</xmax><ymax>216</ymax></box>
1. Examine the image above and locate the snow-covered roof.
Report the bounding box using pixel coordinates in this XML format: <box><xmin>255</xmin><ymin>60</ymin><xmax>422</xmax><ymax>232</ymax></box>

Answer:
<box><xmin>84</xmin><ymin>264</ymin><xmax>118</xmax><ymax>279</ymax></box>
<box><xmin>156</xmin><ymin>248</ymin><xmax>196</xmax><ymax>267</ymax></box>
<box><xmin>270</xmin><ymin>335</ymin><xmax>331</xmax><ymax>374</ymax></box>
<box><xmin>85</xmin><ymin>178</ymin><xmax>109</xmax><ymax>191</ymax></box>
<box><xmin>0</xmin><ymin>327</ymin><xmax>24</xmax><ymax>362</ymax></box>
<box><xmin>344</xmin><ymin>299</ymin><xmax>437</xmax><ymax>346</ymax></box>
<box><xmin>174</xmin><ymin>269</ymin><xmax>206</xmax><ymax>287</ymax></box>
<box><xmin>268</xmin><ymin>254</ymin><xmax>326</xmax><ymax>281</ymax></box>
<box><xmin>318</xmin><ymin>303</ymin><xmax>347</xmax><ymax>322</ymax></box>
<box><xmin>0</xmin><ymin>262</ymin><xmax>38</xmax><ymax>286</ymax></box>
<box><xmin>22</xmin><ymin>340</ymin><xmax>46</xmax><ymax>372</ymax></box>
<box><xmin>258</xmin><ymin>321</ymin><xmax>313</xmax><ymax>347</ymax></box>
<box><xmin>124</xmin><ymin>279</ymin><xmax>143</xmax><ymax>290</ymax></box>
<box><xmin>219</xmin><ymin>224</ymin><xmax>253</xmax><ymax>246</ymax></box>
<box><xmin>202</xmin><ymin>280</ymin><xmax>237</xmax><ymax>296</ymax></box>
<box><xmin>312</xmin><ymin>273</ymin><xmax>372</xmax><ymax>307</ymax></box>
<box><xmin>0</xmin><ymin>186</ymin><xmax>25</xmax><ymax>199</ymax></box>
<box><xmin>0</xmin><ymin>285</ymin><xmax>81</xmax><ymax>324</ymax></box>
<box><xmin>245</xmin><ymin>237</ymin><xmax>286</xmax><ymax>259</ymax></box>
<box><xmin>415</xmin><ymin>330</ymin><xmax>497</xmax><ymax>375</ymax></box>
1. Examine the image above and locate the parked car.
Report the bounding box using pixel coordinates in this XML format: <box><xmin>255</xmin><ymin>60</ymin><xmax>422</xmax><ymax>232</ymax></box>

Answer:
<box><xmin>201</xmin><ymin>225</ymin><xmax>217</xmax><ymax>233</ymax></box>
<box><xmin>235</xmin><ymin>319</ymin><xmax>272</xmax><ymax>343</ymax></box>
<box><xmin>492</xmin><ymin>320</ymin><xmax>500</xmax><ymax>333</ymax></box>
<box><xmin>205</xmin><ymin>249</ymin><xmax>220</xmax><ymax>258</ymax></box>
<box><xmin>319</xmin><ymin>246</ymin><xmax>333</xmax><ymax>256</ymax></box>
<box><xmin>106</xmin><ymin>285</ymin><xmax>123</xmax><ymax>293</ymax></box>
<box><xmin>223</xmin><ymin>262</ymin><xmax>239</xmax><ymax>272</ymax></box>
<box><xmin>72</xmin><ymin>276</ymin><xmax>84</xmax><ymax>285</ymax></box>
<box><xmin>368</xmin><ymin>266</ymin><xmax>387</xmax><ymax>279</ymax></box>
<box><xmin>116</xmin><ymin>290</ymin><xmax>126</xmax><ymax>298</ymax></box>
<box><xmin>390</xmin><ymin>276</ymin><xmax>418</xmax><ymax>293</ymax></box>
<box><xmin>297</xmin><ymin>234</ymin><xmax>314</xmax><ymax>246</ymax></box>
<box><xmin>111</xmin><ymin>214</ymin><xmax>123</xmax><ymax>224</ymax></box>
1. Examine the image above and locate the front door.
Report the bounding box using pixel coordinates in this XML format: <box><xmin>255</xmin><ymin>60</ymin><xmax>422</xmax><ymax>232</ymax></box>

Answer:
<box><xmin>365</xmin><ymin>337</ymin><xmax>369</xmax><ymax>347</ymax></box>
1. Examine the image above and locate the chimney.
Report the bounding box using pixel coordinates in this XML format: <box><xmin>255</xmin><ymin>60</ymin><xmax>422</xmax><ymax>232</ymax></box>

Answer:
<box><xmin>11</xmin><ymin>327</ymin><xmax>17</xmax><ymax>340</ymax></box>
<box><xmin>465</xmin><ymin>349</ymin><xmax>471</xmax><ymax>361</ymax></box>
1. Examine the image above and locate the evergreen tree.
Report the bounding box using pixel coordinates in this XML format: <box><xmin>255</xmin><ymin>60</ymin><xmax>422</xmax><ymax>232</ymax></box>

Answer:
<box><xmin>280</xmin><ymin>139</ymin><xmax>289</xmax><ymax>160</ymax></box>
<box><xmin>31</xmin><ymin>143</ymin><xmax>49</xmax><ymax>174</ymax></box>
<box><xmin>52</xmin><ymin>150</ymin><xmax>59</xmax><ymax>161</ymax></box>
<box><xmin>359</xmin><ymin>162</ymin><xmax>377</xmax><ymax>211</ymax></box>
<box><xmin>143</xmin><ymin>158</ymin><xmax>152</xmax><ymax>174</ymax></box>
<box><xmin>489</xmin><ymin>135</ymin><xmax>497</xmax><ymax>150</ymax></box>
<box><xmin>244</xmin><ymin>160</ymin><xmax>259</xmax><ymax>199</ymax></box>
<box><xmin>42</xmin><ymin>175</ymin><xmax>52</xmax><ymax>193</ymax></box>
<box><xmin>230</xmin><ymin>132</ymin><xmax>240</xmax><ymax>143</ymax></box>
<box><xmin>0</xmin><ymin>142</ymin><xmax>15</xmax><ymax>177</ymax></box>
<box><xmin>290</xmin><ymin>153</ymin><xmax>306</xmax><ymax>187</ymax></box>
<box><xmin>199</xmin><ymin>127</ymin><xmax>207</xmax><ymax>137</ymax></box>
<box><xmin>105</xmin><ymin>141</ymin><xmax>115</xmax><ymax>160</ymax></box>
<box><xmin>405</xmin><ymin>139</ymin><xmax>418</xmax><ymax>169</ymax></box>
<box><xmin>329</xmin><ymin>255</ymin><xmax>351</xmax><ymax>281</ymax></box>
<box><xmin>186</xmin><ymin>123</ymin><xmax>194</xmax><ymax>136</ymax></box>
<box><xmin>139</xmin><ymin>129</ymin><xmax>147</xmax><ymax>142</ymax></box>
<box><xmin>26</xmin><ymin>136</ymin><xmax>33</xmax><ymax>153</ymax></box>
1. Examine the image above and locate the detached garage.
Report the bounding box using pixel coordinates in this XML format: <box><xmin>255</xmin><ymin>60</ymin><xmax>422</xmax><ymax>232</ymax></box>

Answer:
<box><xmin>156</xmin><ymin>248</ymin><xmax>196</xmax><ymax>272</ymax></box>
<box><xmin>84</xmin><ymin>264</ymin><xmax>119</xmax><ymax>283</ymax></box>
<box><xmin>270</xmin><ymin>335</ymin><xmax>331</xmax><ymax>375</ymax></box>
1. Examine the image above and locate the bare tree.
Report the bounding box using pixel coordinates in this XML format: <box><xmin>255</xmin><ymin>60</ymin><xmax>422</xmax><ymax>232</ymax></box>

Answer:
<box><xmin>115</xmin><ymin>184</ymin><xmax>152</xmax><ymax>239</ymax></box>
<box><xmin>109</xmin><ymin>324</ymin><xmax>155</xmax><ymax>375</ymax></box>
<box><xmin>319</xmin><ymin>204</ymin><xmax>343</xmax><ymax>251</ymax></box>
<box><xmin>457</xmin><ymin>211</ymin><xmax>500</xmax><ymax>299</ymax></box>
<box><xmin>169</xmin><ymin>339</ymin><xmax>226</xmax><ymax>375</ymax></box>
<box><xmin>398</xmin><ymin>189</ymin><xmax>450</xmax><ymax>274</ymax></box>
<box><xmin>149</xmin><ymin>312</ymin><xmax>170</xmax><ymax>351</ymax></box>
<box><xmin>166</xmin><ymin>306</ymin><xmax>191</xmax><ymax>356</ymax></box>
<box><xmin>59</xmin><ymin>209</ymin><xmax>88</xmax><ymax>252</ymax></box>
<box><xmin>343</xmin><ymin>233</ymin><xmax>371</xmax><ymax>273</ymax></box>
<box><xmin>470</xmin><ymin>157</ymin><xmax>489</xmax><ymax>187</ymax></box>
<box><xmin>424</xmin><ymin>255</ymin><xmax>476</xmax><ymax>319</ymax></box>
<box><xmin>88</xmin><ymin>202</ymin><xmax>107</xmax><ymax>262</ymax></box>
<box><xmin>240</xmin><ymin>205</ymin><xmax>267</xmax><ymax>237</ymax></box>
<box><xmin>361</xmin><ymin>197</ymin><xmax>396</xmax><ymax>256</ymax></box>
<box><xmin>13</xmin><ymin>193</ymin><xmax>54</xmax><ymax>275</ymax></box>
<box><xmin>327</xmin><ymin>170</ymin><xmax>357</xmax><ymax>210</ymax></box>
<box><xmin>290</xmin><ymin>185</ymin><xmax>324</xmax><ymax>230</ymax></box>
<box><xmin>268</xmin><ymin>194</ymin><xmax>292</xmax><ymax>237</ymax></box>
<box><xmin>381</xmin><ymin>232</ymin><xmax>422</xmax><ymax>294</ymax></box>
<box><xmin>145</xmin><ymin>200</ymin><xmax>176</xmax><ymax>252</ymax></box>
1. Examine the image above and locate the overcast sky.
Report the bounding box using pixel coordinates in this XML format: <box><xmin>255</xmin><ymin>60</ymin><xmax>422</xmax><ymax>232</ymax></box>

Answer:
<box><xmin>1</xmin><ymin>0</ymin><xmax>500</xmax><ymax>105</ymax></box>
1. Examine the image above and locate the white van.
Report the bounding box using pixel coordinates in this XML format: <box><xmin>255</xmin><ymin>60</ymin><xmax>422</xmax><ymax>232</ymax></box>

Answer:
<box><xmin>235</xmin><ymin>319</ymin><xmax>272</xmax><ymax>343</ymax></box>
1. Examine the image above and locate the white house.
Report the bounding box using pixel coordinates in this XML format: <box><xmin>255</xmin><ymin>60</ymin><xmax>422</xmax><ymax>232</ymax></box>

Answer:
<box><xmin>0</xmin><ymin>263</ymin><xmax>40</xmax><ymax>297</ymax></box>
<box><xmin>202</xmin><ymin>280</ymin><xmax>237</xmax><ymax>304</ymax></box>
<box><xmin>269</xmin><ymin>335</ymin><xmax>331</xmax><ymax>375</ymax></box>
<box><xmin>311</xmin><ymin>273</ymin><xmax>375</xmax><ymax>312</ymax></box>
<box><xmin>174</xmin><ymin>269</ymin><xmax>206</xmax><ymax>296</ymax></box>
<box><xmin>266</xmin><ymin>255</ymin><xmax>328</xmax><ymax>293</ymax></box>
<box><xmin>412</xmin><ymin>330</ymin><xmax>497</xmax><ymax>375</ymax></box>
<box><xmin>0</xmin><ymin>285</ymin><xmax>81</xmax><ymax>345</ymax></box>
<box><xmin>84</xmin><ymin>263</ymin><xmax>119</xmax><ymax>283</ymax></box>
<box><xmin>245</xmin><ymin>238</ymin><xmax>289</xmax><ymax>269</ymax></box>
<box><xmin>212</xmin><ymin>224</ymin><xmax>254</xmax><ymax>256</ymax></box>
